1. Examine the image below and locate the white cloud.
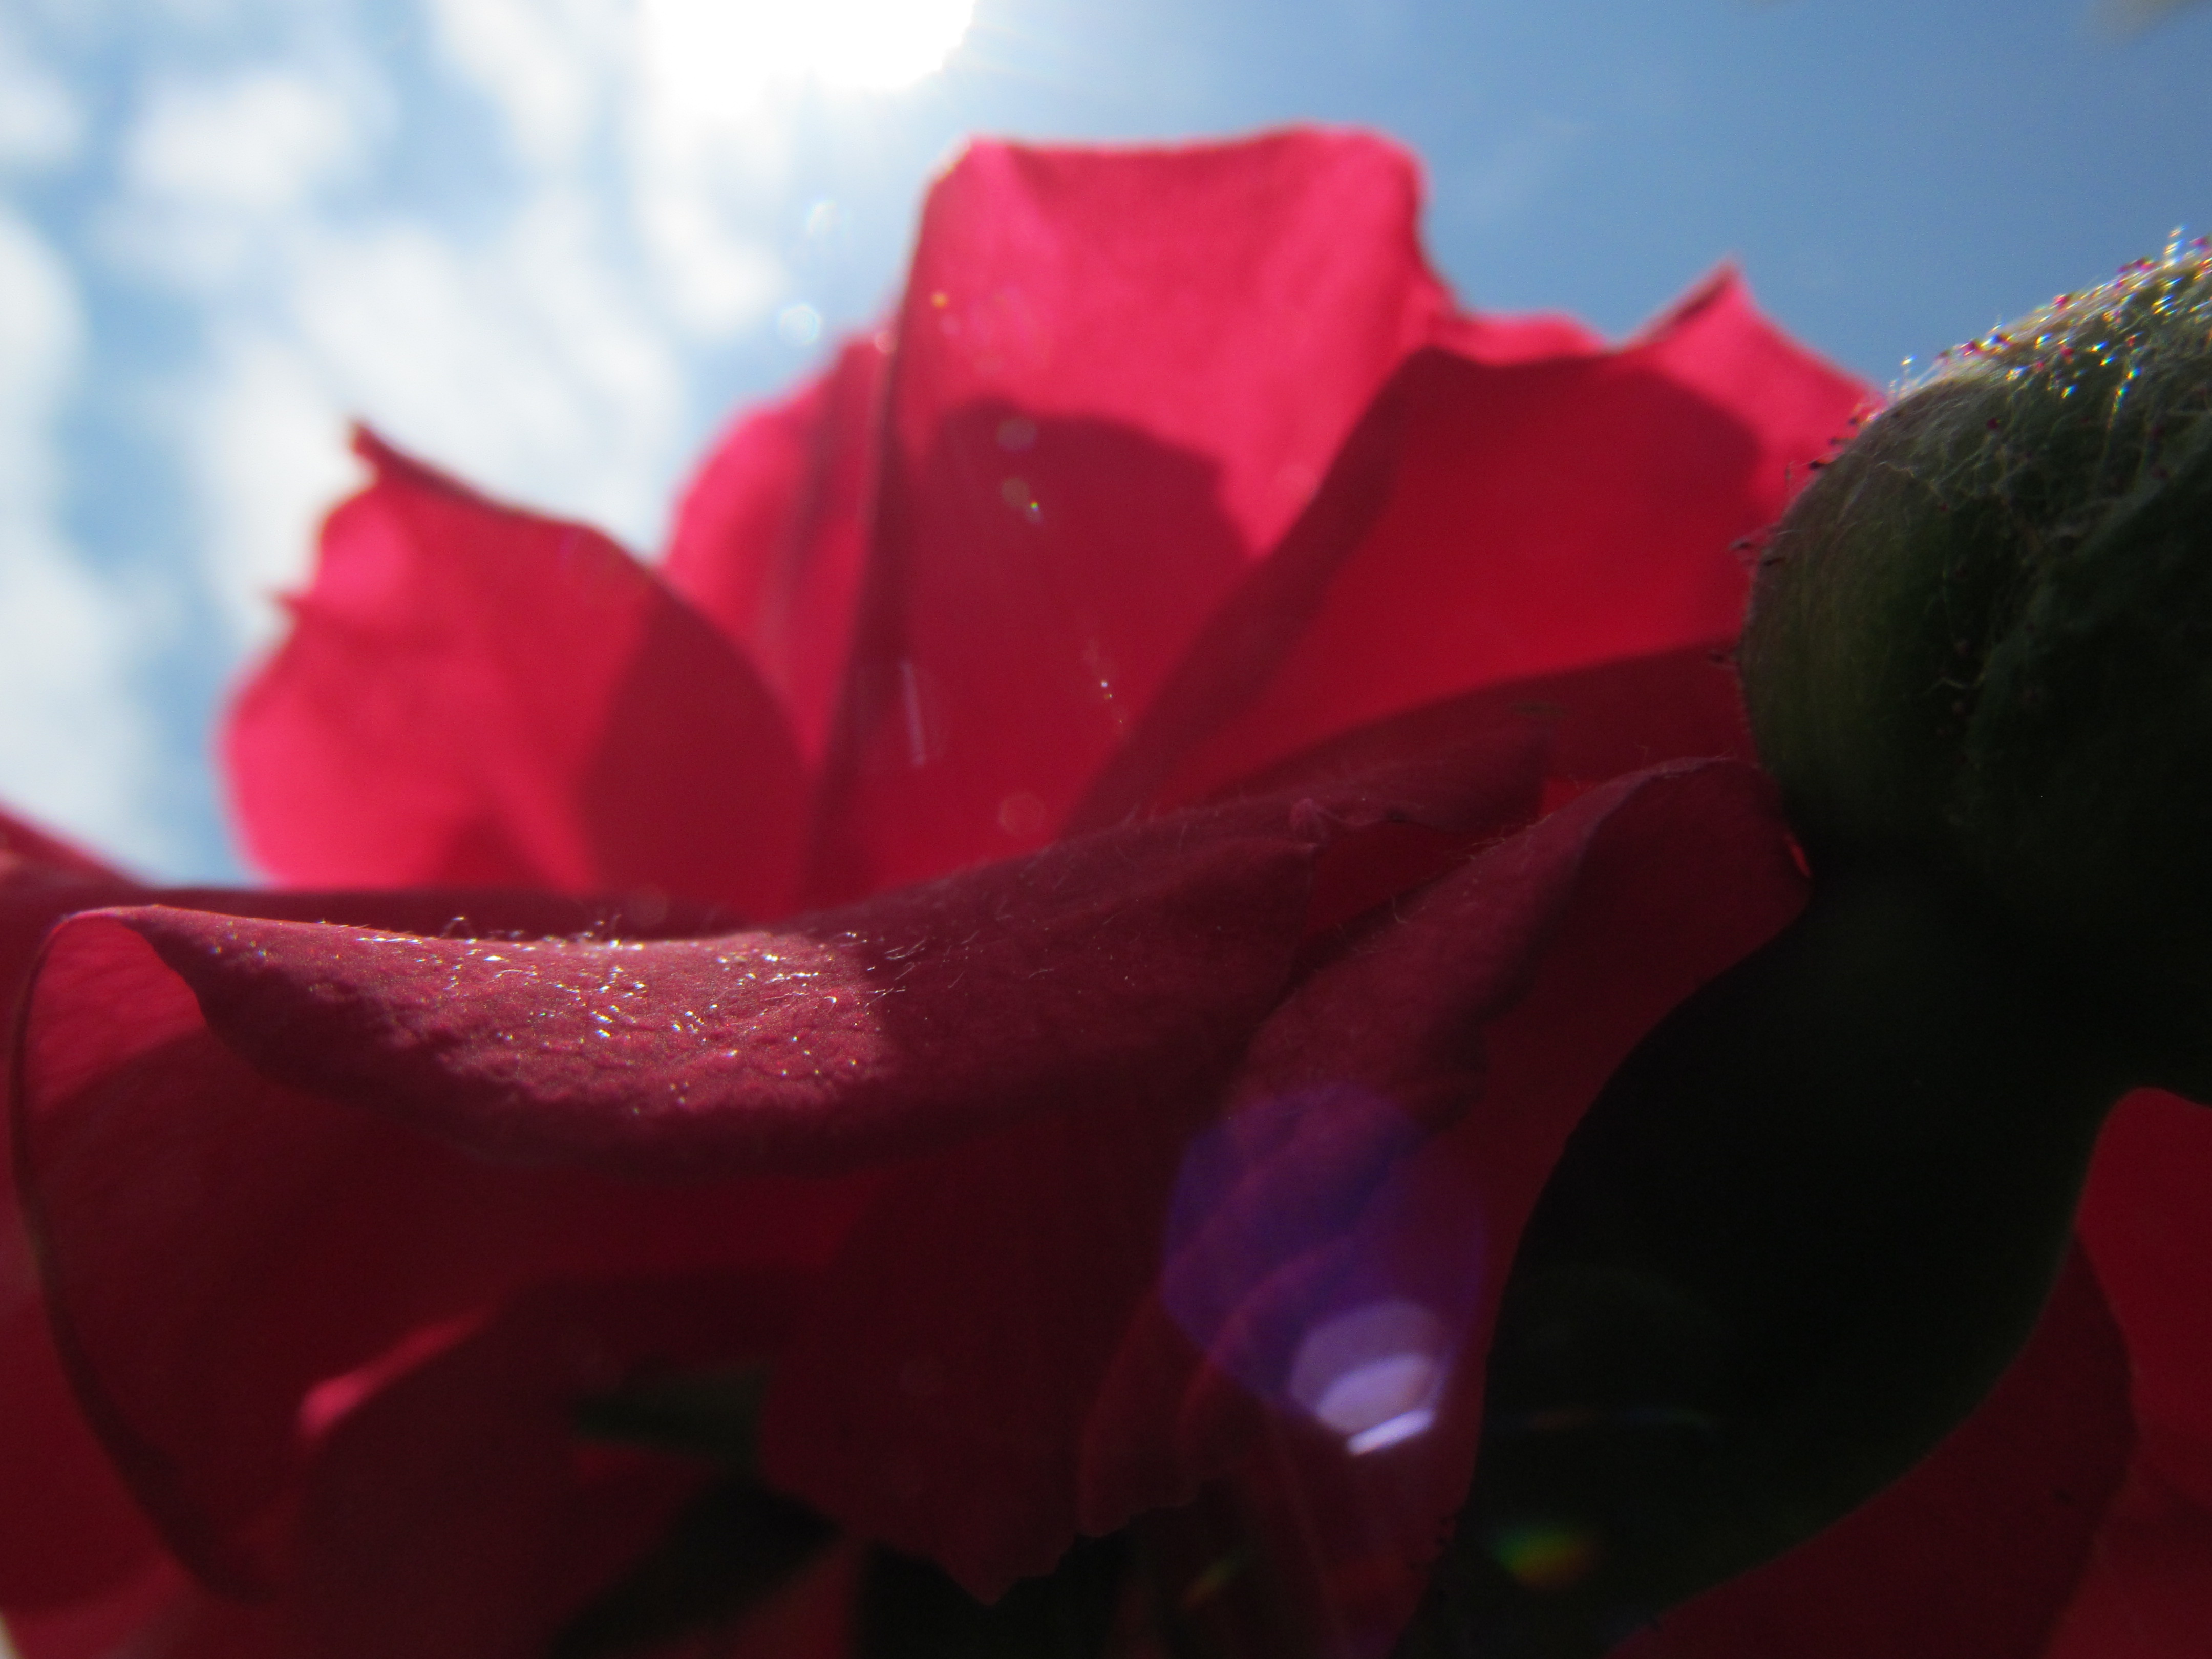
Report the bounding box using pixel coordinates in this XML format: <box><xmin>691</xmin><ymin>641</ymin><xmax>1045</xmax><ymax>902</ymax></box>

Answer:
<box><xmin>107</xmin><ymin>65</ymin><xmax>366</xmax><ymax>287</ymax></box>
<box><xmin>0</xmin><ymin>210</ymin><xmax>170</xmax><ymax>870</ymax></box>
<box><xmin>184</xmin><ymin>331</ymin><xmax>361</xmax><ymax>645</ymax></box>
<box><xmin>283</xmin><ymin>192</ymin><xmax>688</xmax><ymax>542</ymax></box>
<box><xmin>632</xmin><ymin>168</ymin><xmax>784</xmax><ymax>335</ymax></box>
<box><xmin>0</xmin><ymin>27</ymin><xmax>83</xmax><ymax>171</ymax></box>
<box><xmin>0</xmin><ymin>218</ymin><xmax>79</xmax><ymax>503</ymax></box>
<box><xmin>423</xmin><ymin>0</ymin><xmax>790</xmax><ymax>342</ymax></box>
<box><xmin>42</xmin><ymin>0</ymin><xmax>978</xmax><ymax>868</ymax></box>
<box><xmin>176</xmin><ymin>185</ymin><xmax>692</xmax><ymax>653</ymax></box>
<box><xmin>425</xmin><ymin>0</ymin><xmax>621</xmax><ymax>168</ymax></box>
<box><xmin>97</xmin><ymin>42</ymin><xmax>692</xmax><ymax>641</ymax></box>
<box><xmin>124</xmin><ymin>68</ymin><xmax>358</xmax><ymax>211</ymax></box>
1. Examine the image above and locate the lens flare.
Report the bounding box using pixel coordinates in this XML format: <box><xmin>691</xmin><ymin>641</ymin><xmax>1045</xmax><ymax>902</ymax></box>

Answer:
<box><xmin>1492</xmin><ymin>1523</ymin><xmax>1601</xmax><ymax>1592</ymax></box>
<box><xmin>1288</xmin><ymin>1299</ymin><xmax>1452</xmax><ymax>1453</ymax></box>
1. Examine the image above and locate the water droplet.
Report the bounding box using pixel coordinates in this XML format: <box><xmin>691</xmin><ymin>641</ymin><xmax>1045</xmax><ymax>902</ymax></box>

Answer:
<box><xmin>777</xmin><ymin>303</ymin><xmax>822</xmax><ymax>347</ymax></box>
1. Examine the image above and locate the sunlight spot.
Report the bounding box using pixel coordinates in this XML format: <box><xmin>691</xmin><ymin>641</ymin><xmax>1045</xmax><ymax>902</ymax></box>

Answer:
<box><xmin>641</xmin><ymin>0</ymin><xmax>976</xmax><ymax>98</ymax></box>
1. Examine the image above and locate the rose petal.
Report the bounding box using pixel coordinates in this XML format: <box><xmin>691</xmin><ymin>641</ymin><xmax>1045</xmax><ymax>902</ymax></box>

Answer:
<box><xmin>750</xmin><ymin>734</ymin><xmax>1553</xmax><ymax>1595</ymax></box>
<box><xmin>2078</xmin><ymin>1090</ymin><xmax>2212</xmax><ymax>1494</ymax></box>
<box><xmin>0</xmin><ymin>813</ymin><xmax>164</xmax><ymax>1615</ymax></box>
<box><xmin>48</xmin><ymin>843</ymin><xmax>1305</xmax><ymax>1183</ymax></box>
<box><xmin>13</xmin><ymin>898</ymin><xmax>873</xmax><ymax>1591</ymax></box>
<box><xmin>1612</xmin><ymin>1244</ymin><xmax>2132</xmax><ymax>1659</ymax></box>
<box><xmin>894</xmin><ymin>133</ymin><xmax>1456</xmax><ymax>557</ymax></box>
<box><xmin>226</xmin><ymin>429</ymin><xmax>806</xmax><ymax>914</ymax></box>
<box><xmin>0</xmin><ymin>883</ymin><xmax>833</xmax><ymax>1627</ymax></box>
<box><xmin>1076</xmin><ymin>272</ymin><xmax>1869</xmax><ymax>821</ymax></box>
<box><xmin>2051</xmin><ymin>1087</ymin><xmax>2212</xmax><ymax>1650</ymax></box>
<box><xmin>2043</xmin><ymin>1457</ymin><xmax>2212</xmax><ymax>1659</ymax></box>
<box><xmin>1081</xmin><ymin>759</ymin><xmax>1810</xmax><ymax>1586</ymax></box>
<box><xmin>2</xmin><ymin>1557</ymin><xmax>288</xmax><ymax>1659</ymax></box>
<box><xmin>664</xmin><ymin>337</ymin><xmax>889</xmax><ymax>765</ymax></box>
<box><xmin>0</xmin><ymin>809</ymin><xmax>128</xmax><ymax>886</ymax></box>
<box><xmin>1145</xmin><ymin>643</ymin><xmax>1773</xmax><ymax>838</ymax></box>
<box><xmin>288</xmin><ymin>1275</ymin><xmax>802</xmax><ymax>1659</ymax></box>
<box><xmin>3</xmin><ymin>802</ymin><xmax>143</xmax><ymax>1021</ymax></box>
<box><xmin>15</xmin><ymin>767</ymin><xmax>1447</xmax><ymax>1596</ymax></box>
<box><xmin>758</xmin><ymin>1093</ymin><xmax>1211</xmax><ymax>1600</ymax></box>
<box><xmin>800</xmin><ymin>131</ymin><xmax>1488</xmax><ymax>899</ymax></box>
<box><xmin>39</xmin><ymin>734</ymin><xmax>1552</xmax><ymax>1196</ymax></box>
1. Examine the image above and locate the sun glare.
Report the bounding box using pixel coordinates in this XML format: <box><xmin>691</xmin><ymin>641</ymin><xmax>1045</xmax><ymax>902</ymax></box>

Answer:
<box><xmin>640</xmin><ymin>0</ymin><xmax>979</xmax><ymax>97</ymax></box>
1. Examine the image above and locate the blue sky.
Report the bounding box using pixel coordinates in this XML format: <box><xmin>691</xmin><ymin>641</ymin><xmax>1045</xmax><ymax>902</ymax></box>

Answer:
<box><xmin>1</xmin><ymin>0</ymin><xmax>2207</xmax><ymax>881</ymax></box>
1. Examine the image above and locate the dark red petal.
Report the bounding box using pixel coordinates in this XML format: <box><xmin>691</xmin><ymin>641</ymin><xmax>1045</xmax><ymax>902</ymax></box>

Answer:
<box><xmin>43</xmin><ymin>747</ymin><xmax>1533</xmax><ymax>1188</ymax></box>
<box><xmin>0</xmin><ymin>1298</ymin><xmax>164</xmax><ymax>1613</ymax></box>
<box><xmin>0</xmin><ymin>810</ymin><xmax>161</xmax><ymax>1615</ymax></box>
<box><xmin>5</xmin><ymin>779</ymin><xmax>1356</xmax><ymax>1591</ymax></box>
<box><xmin>288</xmin><ymin>1277</ymin><xmax>797</xmax><ymax>1659</ymax></box>
<box><xmin>3</xmin><ymin>800</ymin><xmax>143</xmax><ymax>1025</ymax></box>
<box><xmin>759</xmin><ymin>1091</ymin><xmax>1213</xmax><ymax>1600</ymax></box>
<box><xmin>2053</xmin><ymin>1088</ymin><xmax>2212</xmax><ymax>1650</ymax></box>
<box><xmin>745</xmin><ymin>737</ymin><xmax>1550</xmax><ymax>1596</ymax></box>
<box><xmin>1150</xmin><ymin>644</ymin><xmax>1770</xmax><ymax>837</ymax></box>
<box><xmin>0</xmin><ymin>884</ymin><xmax>807</xmax><ymax>1623</ymax></box>
<box><xmin>801</xmin><ymin>131</ymin><xmax>1465</xmax><ymax>900</ymax></box>
<box><xmin>1611</xmin><ymin>1243</ymin><xmax>2133</xmax><ymax>1659</ymax></box>
<box><xmin>9</xmin><ymin>738</ymin><xmax>1541</xmax><ymax>1598</ymax></box>
<box><xmin>663</xmin><ymin>337</ymin><xmax>889</xmax><ymax>765</ymax></box>
<box><xmin>0</xmin><ymin>808</ymin><xmax>129</xmax><ymax>885</ymax></box>
<box><xmin>1080</xmin><ymin>760</ymin><xmax>1809</xmax><ymax>1590</ymax></box>
<box><xmin>53</xmin><ymin>836</ymin><xmax>1309</xmax><ymax>1181</ymax></box>
<box><xmin>1077</xmin><ymin>273</ymin><xmax>1870</xmax><ymax>822</ymax></box>
<box><xmin>2</xmin><ymin>1558</ymin><xmax>289</xmax><ymax>1659</ymax></box>
<box><xmin>2043</xmin><ymin>1457</ymin><xmax>2212</xmax><ymax>1659</ymax></box>
<box><xmin>14</xmin><ymin>923</ymin><xmax>868</xmax><ymax>1589</ymax></box>
<box><xmin>2078</xmin><ymin>1090</ymin><xmax>2212</xmax><ymax>1491</ymax></box>
<box><xmin>706</xmin><ymin>1545</ymin><xmax>862</xmax><ymax>1659</ymax></box>
<box><xmin>225</xmin><ymin>429</ymin><xmax>806</xmax><ymax>915</ymax></box>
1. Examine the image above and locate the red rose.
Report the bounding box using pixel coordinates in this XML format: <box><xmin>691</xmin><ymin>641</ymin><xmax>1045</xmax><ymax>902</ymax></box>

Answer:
<box><xmin>2</xmin><ymin>130</ymin><xmax>2200</xmax><ymax>1658</ymax></box>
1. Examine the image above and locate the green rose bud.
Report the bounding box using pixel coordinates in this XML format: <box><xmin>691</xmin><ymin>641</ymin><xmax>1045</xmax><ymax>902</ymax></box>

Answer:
<box><xmin>1409</xmin><ymin>245</ymin><xmax>2212</xmax><ymax>1658</ymax></box>
<box><xmin>1742</xmin><ymin>237</ymin><xmax>2212</xmax><ymax>1092</ymax></box>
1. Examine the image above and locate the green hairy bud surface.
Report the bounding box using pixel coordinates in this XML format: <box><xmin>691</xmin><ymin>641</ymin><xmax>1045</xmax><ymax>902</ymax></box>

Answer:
<box><xmin>1742</xmin><ymin>237</ymin><xmax>2212</xmax><ymax>1090</ymax></box>
<box><xmin>1407</xmin><ymin>244</ymin><xmax>2212</xmax><ymax>1657</ymax></box>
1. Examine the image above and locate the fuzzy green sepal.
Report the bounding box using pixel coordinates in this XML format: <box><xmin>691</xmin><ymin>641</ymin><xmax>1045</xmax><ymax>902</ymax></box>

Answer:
<box><xmin>1742</xmin><ymin>239</ymin><xmax>2212</xmax><ymax>1089</ymax></box>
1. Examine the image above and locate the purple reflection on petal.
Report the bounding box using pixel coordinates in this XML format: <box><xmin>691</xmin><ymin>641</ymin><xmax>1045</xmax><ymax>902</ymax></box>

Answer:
<box><xmin>1289</xmin><ymin>1298</ymin><xmax>1452</xmax><ymax>1453</ymax></box>
<box><xmin>1160</xmin><ymin>1086</ymin><xmax>1485</xmax><ymax>1450</ymax></box>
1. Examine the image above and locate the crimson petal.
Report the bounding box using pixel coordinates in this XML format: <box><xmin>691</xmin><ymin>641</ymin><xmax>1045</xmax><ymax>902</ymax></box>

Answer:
<box><xmin>1613</xmin><ymin>1245</ymin><xmax>2133</xmax><ymax>1659</ymax></box>
<box><xmin>2</xmin><ymin>1559</ymin><xmax>289</xmax><ymax>1659</ymax></box>
<box><xmin>2052</xmin><ymin>1088</ymin><xmax>2212</xmax><ymax>1651</ymax></box>
<box><xmin>42</xmin><ymin>836</ymin><xmax>1309</xmax><ymax>1182</ymax></box>
<box><xmin>287</xmin><ymin>1275</ymin><xmax>802</xmax><ymax>1659</ymax></box>
<box><xmin>751</xmin><ymin>734</ymin><xmax>1553</xmax><ymax>1596</ymax></box>
<box><xmin>664</xmin><ymin>337</ymin><xmax>889</xmax><ymax>765</ymax></box>
<box><xmin>226</xmin><ymin>430</ymin><xmax>807</xmax><ymax>915</ymax></box>
<box><xmin>1080</xmin><ymin>759</ymin><xmax>1810</xmax><ymax>1608</ymax></box>
<box><xmin>1076</xmin><ymin>272</ymin><xmax>1869</xmax><ymax>822</ymax></box>
<box><xmin>11</xmin><ymin>762</ymin><xmax>1485</xmax><ymax>1594</ymax></box>
<box><xmin>0</xmin><ymin>811</ymin><xmax>163</xmax><ymax>1614</ymax></box>
<box><xmin>13</xmin><ymin>895</ymin><xmax>873</xmax><ymax>1592</ymax></box>
<box><xmin>799</xmin><ymin>131</ymin><xmax>1480</xmax><ymax>900</ymax></box>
